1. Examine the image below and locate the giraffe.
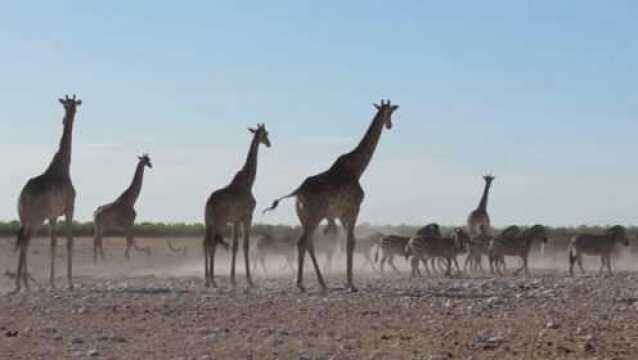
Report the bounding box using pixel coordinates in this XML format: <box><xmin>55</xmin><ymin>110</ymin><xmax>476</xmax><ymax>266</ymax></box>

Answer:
<box><xmin>93</xmin><ymin>154</ymin><xmax>153</xmax><ymax>263</ymax></box>
<box><xmin>467</xmin><ymin>175</ymin><xmax>495</xmax><ymax>236</ymax></box>
<box><xmin>203</xmin><ymin>124</ymin><xmax>271</xmax><ymax>288</ymax></box>
<box><xmin>14</xmin><ymin>95</ymin><xmax>81</xmax><ymax>291</ymax></box>
<box><xmin>264</xmin><ymin>100</ymin><xmax>398</xmax><ymax>292</ymax></box>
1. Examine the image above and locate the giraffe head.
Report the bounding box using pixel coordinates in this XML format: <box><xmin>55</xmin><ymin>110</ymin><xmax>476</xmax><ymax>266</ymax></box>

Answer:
<box><xmin>483</xmin><ymin>174</ymin><xmax>495</xmax><ymax>184</ymax></box>
<box><xmin>58</xmin><ymin>94</ymin><xmax>82</xmax><ymax>121</ymax></box>
<box><xmin>373</xmin><ymin>99</ymin><xmax>399</xmax><ymax>129</ymax></box>
<box><xmin>249</xmin><ymin>123</ymin><xmax>271</xmax><ymax>148</ymax></box>
<box><xmin>138</xmin><ymin>154</ymin><xmax>153</xmax><ymax>169</ymax></box>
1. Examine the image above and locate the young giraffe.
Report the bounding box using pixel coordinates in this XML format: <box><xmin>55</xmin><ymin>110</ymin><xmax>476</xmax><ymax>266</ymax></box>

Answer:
<box><xmin>93</xmin><ymin>154</ymin><xmax>153</xmax><ymax>263</ymax></box>
<box><xmin>14</xmin><ymin>95</ymin><xmax>81</xmax><ymax>291</ymax></box>
<box><xmin>203</xmin><ymin>124</ymin><xmax>271</xmax><ymax>288</ymax></box>
<box><xmin>264</xmin><ymin>100</ymin><xmax>398</xmax><ymax>292</ymax></box>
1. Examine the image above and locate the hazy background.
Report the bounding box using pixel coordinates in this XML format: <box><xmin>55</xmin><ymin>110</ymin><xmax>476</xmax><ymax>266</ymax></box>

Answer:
<box><xmin>1</xmin><ymin>1</ymin><xmax>637</xmax><ymax>226</ymax></box>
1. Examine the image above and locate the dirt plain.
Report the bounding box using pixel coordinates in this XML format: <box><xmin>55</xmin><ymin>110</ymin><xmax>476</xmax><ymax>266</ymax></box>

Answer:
<box><xmin>2</xmin><ymin>236</ymin><xmax>638</xmax><ymax>360</ymax></box>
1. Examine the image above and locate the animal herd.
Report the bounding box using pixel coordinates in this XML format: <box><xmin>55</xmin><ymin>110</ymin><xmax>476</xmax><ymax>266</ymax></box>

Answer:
<box><xmin>7</xmin><ymin>95</ymin><xmax>631</xmax><ymax>294</ymax></box>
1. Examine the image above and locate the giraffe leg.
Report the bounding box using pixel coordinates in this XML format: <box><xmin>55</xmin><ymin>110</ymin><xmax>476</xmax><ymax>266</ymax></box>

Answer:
<box><xmin>209</xmin><ymin>240</ymin><xmax>218</xmax><ymax>288</ymax></box>
<box><xmin>379</xmin><ymin>253</ymin><xmax>387</xmax><ymax>273</ymax></box>
<box><xmin>341</xmin><ymin>213</ymin><xmax>359</xmax><ymax>292</ymax></box>
<box><xmin>296</xmin><ymin>233</ymin><xmax>308</xmax><ymax>292</ymax></box>
<box><xmin>203</xmin><ymin>227</ymin><xmax>213</xmax><ymax>287</ymax></box>
<box><xmin>607</xmin><ymin>254</ymin><xmax>613</xmax><ymax>275</ymax></box>
<box><xmin>65</xmin><ymin>209</ymin><xmax>75</xmax><ymax>290</ymax></box>
<box><xmin>242</xmin><ymin>218</ymin><xmax>255</xmax><ymax>288</ymax></box>
<box><xmin>230</xmin><ymin>222</ymin><xmax>240</xmax><ymax>287</ymax></box>
<box><xmin>99</xmin><ymin>235</ymin><xmax>106</xmax><ymax>262</ymax></box>
<box><xmin>577</xmin><ymin>253</ymin><xmax>585</xmax><ymax>274</ymax></box>
<box><xmin>93</xmin><ymin>224</ymin><xmax>100</xmax><ymax>265</ymax></box>
<box><xmin>49</xmin><ymin>218</ymin><xmax>58</xmax><ymax>288</ymax></box>
<box><xmin>297</xmin><ymin>220</ymin><xmax>321</xmax><ymax>292</ymax></box>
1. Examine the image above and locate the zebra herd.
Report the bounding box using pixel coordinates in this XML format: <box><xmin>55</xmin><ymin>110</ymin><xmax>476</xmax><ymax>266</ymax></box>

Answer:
<box><xmin>309</xmin><ymin>223</ymin><xmax>630</xmax><ymax>278</ymax></box>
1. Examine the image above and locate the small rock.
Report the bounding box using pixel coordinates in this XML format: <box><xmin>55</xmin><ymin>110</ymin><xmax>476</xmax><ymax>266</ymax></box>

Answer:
<box><xmin>546</xmin><ymin>321</ymin><xmax>560</xmax><ymax>329</ymax></box>
<box><xmin>70</xmin><ymin>337</ymin><xmax>85</xmax><ymax>345</ymax></box>
<box><xmin>87</xmin><ymin>349</ymin><xmax>99</xmax><ymax>357</ymax></box>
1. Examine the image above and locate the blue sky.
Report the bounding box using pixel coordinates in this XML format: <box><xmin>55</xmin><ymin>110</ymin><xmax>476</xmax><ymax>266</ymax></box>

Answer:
<box><xmin>1</xmin><ymin>1</ymin><xmax>637</xmax><ymax>226</ymax></box>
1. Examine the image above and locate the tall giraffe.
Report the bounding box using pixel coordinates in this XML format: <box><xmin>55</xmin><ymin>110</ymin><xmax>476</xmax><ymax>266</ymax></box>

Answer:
<box><xmin>264</xmin><ymin>100</ymin><xmax>398</xmax><ymax>292</ymax></box>
<box><xmin>93</xmin><ymin>154</ymin><xmax>153</xmax><ymax>263</ymax></box>
<box><xmin>203</xmin><ymin>124</ymin><xmax>271</xmax><ymax>288</ymax></box>
<box><xmin>466</xmin><ymin>175</ymin><xmax>495</xmax><ymax>236</ymax></box>
<box><xmin>14</xmin><ymin>95</ymin><xmax>82</xmax><ymax>291</ymax></box>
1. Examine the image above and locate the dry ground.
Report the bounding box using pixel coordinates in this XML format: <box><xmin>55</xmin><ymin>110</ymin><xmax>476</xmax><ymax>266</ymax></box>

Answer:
<box><xmin>1</xmin><ymin>236</ymin><xmax>638</xmax><ymax>359</ymax></box>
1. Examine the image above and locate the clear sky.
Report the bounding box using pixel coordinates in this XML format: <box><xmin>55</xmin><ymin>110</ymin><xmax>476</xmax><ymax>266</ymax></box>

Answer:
<box><xmin>1</xmin><ymin>1</ymin><xmax>637</xmax><ymax>226</ymax></box>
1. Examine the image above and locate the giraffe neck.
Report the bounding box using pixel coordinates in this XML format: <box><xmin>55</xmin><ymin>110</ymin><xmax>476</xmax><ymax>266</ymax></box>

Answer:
<box><xmin>329</xmin><ymin>111</ymin><xmax>385</xmax><ymax>180</ymax></box>
<box><xmin>45</xmin><ymin>113</ymin><xmax>75</xmax><ymax>177</ymax></box>
<box><xmin>477</xmin><ymin>181</ymin><xmax>492</xmax><ymax>211</ymax></box>
<box><xmin>230</xmin><ymin>133</ymin><xmax>260</xmax><ymax>190</ymax></box>
<box><xmin>117</xmin><ymin>161</ymin><xmax>146</xmax><ymax>207</ymax></box>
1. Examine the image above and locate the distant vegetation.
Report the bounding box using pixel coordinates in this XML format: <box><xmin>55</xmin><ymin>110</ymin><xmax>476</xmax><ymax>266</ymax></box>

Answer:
<box><xmin>0</xmin><ymin>220</ymin><xmax>635</xmax><ymax>249</ymax></box>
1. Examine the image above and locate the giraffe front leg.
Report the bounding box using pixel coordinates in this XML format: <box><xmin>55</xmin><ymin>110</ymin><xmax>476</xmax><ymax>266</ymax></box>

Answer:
<box><xmin>49</xmin><ymin>218</ymin><xmax>58</xmax><ymax>288</ymax></box>
<box><xmin>341</xmin><ymin>212</ymin><xmax>359</xmax><ymax>292</ymax></box>
<box><xmin>242</xmin><ymin>217</ymin><xmax>255</xmax><ymax>288</ymax></box>
<box><xmin>230</xmin><ymin>222</ymin><xmax>240</xmax><ymax>287</ymax></box>
<box><xmin>65</xmin><ymin>209</ymin><xmax>75</xmax><ymax>290</ymax></box>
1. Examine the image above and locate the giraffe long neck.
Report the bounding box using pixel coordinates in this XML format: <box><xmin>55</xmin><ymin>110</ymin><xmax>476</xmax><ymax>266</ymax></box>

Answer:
<box><xmin>117</xmin><ymin>161</ymin><xmax>146</xmax><ymax>207</ymax></box>
<box><xmin>477</xmin><ymin>181</ymin><xmax>492</xmax><ymax>211</ymax></box>
<box><xmin>45</xmin><ymin>113</ymin><xmax>75</xmax><ymax>176</ymax></box>
<box><xmin>329</xmin><ymin>111</ymin><xmax>385</xmax><ymax>179</ymax></box>
<box><xmin>230</xmin><ymin>134</ymin><xmax>260</xmax><ymax>190</ymax></box>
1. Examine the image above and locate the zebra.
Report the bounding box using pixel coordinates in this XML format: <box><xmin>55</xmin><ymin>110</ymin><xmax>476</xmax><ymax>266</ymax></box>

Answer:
<box><xmin>462</xmin><ymin>226</ymin><xmax>491</xmax><ymax>273</ymax></box>
<box><xmin>488</xmin><ymin>224</ymin><xmax>548</xmax><ymax>276</ymax></box>
<box><xmin>405</xmin><ymin>225</ymin><xmax>463</xmax><ymax>277</ymax></box>
<box><xmin>568</xmin><ymin>225</ymin><xmax>628</xmax><ymax>276</ymax></box>
<box><xmin>352</xmin><ymin>232</ymin><xmax>385</xmax><ymax>271</ymax></box>
<box><xmin>251</xmin><ymin>230</ymin><xmax>297</xmax><ymax>275</ymax></box>
<box><xmin>375</xmin><ymin>235</ymin><xmax>411</xmax><ymax>273</ymax></box>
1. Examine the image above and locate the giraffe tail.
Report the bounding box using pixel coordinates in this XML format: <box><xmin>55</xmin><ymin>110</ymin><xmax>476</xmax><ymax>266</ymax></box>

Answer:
<box><xmin>262</xmin><ymin>188</ymin><xmax>300</xmax><ymax>215</ymax></box>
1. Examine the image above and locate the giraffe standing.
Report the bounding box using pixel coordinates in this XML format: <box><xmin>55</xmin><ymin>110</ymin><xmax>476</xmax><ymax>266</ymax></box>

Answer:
<box><xmin>203</xmin><ymin>124</ymin><xmax>271</xmax><ymax>288</ymax></box>
<box><xmin>264</xmin><ymin>100</ymin><xmax>398</xmax><ymax>292</ymax></box>
<box><xmin>466</xmin><ymin>175</ymin><xmax>495</xmax><ymax>236</ymax></box>
<box><xmin>93</xmin><ymin>154</ymin><xmax>153</xmax><ymax>263</ymax></box>
<box><xmin>14</xmin><ymin>95</ymin><xmax>81</xmax><ymax>291</ymax></box>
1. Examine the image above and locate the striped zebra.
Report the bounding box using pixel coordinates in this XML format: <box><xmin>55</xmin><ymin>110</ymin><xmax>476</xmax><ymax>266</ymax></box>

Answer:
<box><xmin>354</xmin><ymin>232</ymin><xmax>385</xmax><ymax>271</ymax></box>
<box><xmin>251</xmin><ymin>230</ymin><xmax>297</xmax><ymax>274</ymax></box>
<box><xmin>569</xmin><ymin>225</ymin><xmax>628</xmax><ymax>276</ymax></box>
<box><xmin>462</xmin><ymin>226</ymin><xmax>491</xmax><ymax>273</ymax></box>
<box><xmin>488</xmin><ymin>224</ymin><xmax>548</xmax><ymax>276</ymax></box>
<box><xmin>375</xmin><ymin>235</ymin><xmax>410</xmax><ymax>273</ymax></box>
<box><xmin>405</xmin><ymin>226</ymin><xmax>463</xmax><ymax>277</ymax></box>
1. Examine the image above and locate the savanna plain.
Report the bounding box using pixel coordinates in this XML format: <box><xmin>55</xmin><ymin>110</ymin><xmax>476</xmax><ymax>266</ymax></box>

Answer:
<box><xmin>2</xmin><ymin>235</ymin><xmax>638</xmax><ymax>360</ymax></box>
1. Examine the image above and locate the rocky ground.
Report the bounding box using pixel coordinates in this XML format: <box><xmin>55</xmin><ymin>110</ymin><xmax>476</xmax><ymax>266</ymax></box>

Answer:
<box><xmin>2</xmin><ymin>237</ymin><xmax>638</xmax><ymax>359</ymax></box>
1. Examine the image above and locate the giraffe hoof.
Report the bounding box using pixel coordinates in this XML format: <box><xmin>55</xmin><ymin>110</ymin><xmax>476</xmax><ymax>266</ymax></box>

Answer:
<box><xmin>297</xmin><ymin>284</ymin><xmax>306</xmax><ymax>293</ymax></box>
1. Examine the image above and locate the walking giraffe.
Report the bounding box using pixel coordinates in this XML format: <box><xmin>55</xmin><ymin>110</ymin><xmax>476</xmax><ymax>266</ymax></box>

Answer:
<box><xmin>467</xmin><ymin>174</ymin><xmax>495</xmax><ymax>236</ymax></box>
<box><xmin>93</xmin><ymin>154</ymin><xmax>153</xmax><ymax>263</ymax></box>
<box><xmin>203</xmin><ymin>124</ymin><xmax>271</xmax><ymax>288</ymax></box>
<box><xmin>264</xmin><ymin>100</ymin><xmax>398</xmax><ymax>292</ymax></box>
<box><xmin>14</xmin><ymin>95</ymin><xmax>81</xmax><ymax>291</ymax></box>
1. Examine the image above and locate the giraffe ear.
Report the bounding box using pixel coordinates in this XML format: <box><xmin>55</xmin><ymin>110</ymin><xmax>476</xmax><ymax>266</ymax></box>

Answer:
<box><xmin>390</xmin><ymin>105</ymin><xmax>399</xmax><ymax>112</ymax></box>
<box><xmin>373</xmin><ymin>104</ymin><xmax>381</xmax><ymax>110</ymax></box>
<box><xmin>248</xmin><ymin>127</ymin><xmax>257</xmax><ymax>133</ymax></box>
<box><xmin>58</xmin><ymin>98</ymin><xmax>65</xmax><ymax>105</ymax></box>
<box><xmin>76</xmin><ymin>100</ymin><xmax>82</xmax><ymax>106</ymax></box>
